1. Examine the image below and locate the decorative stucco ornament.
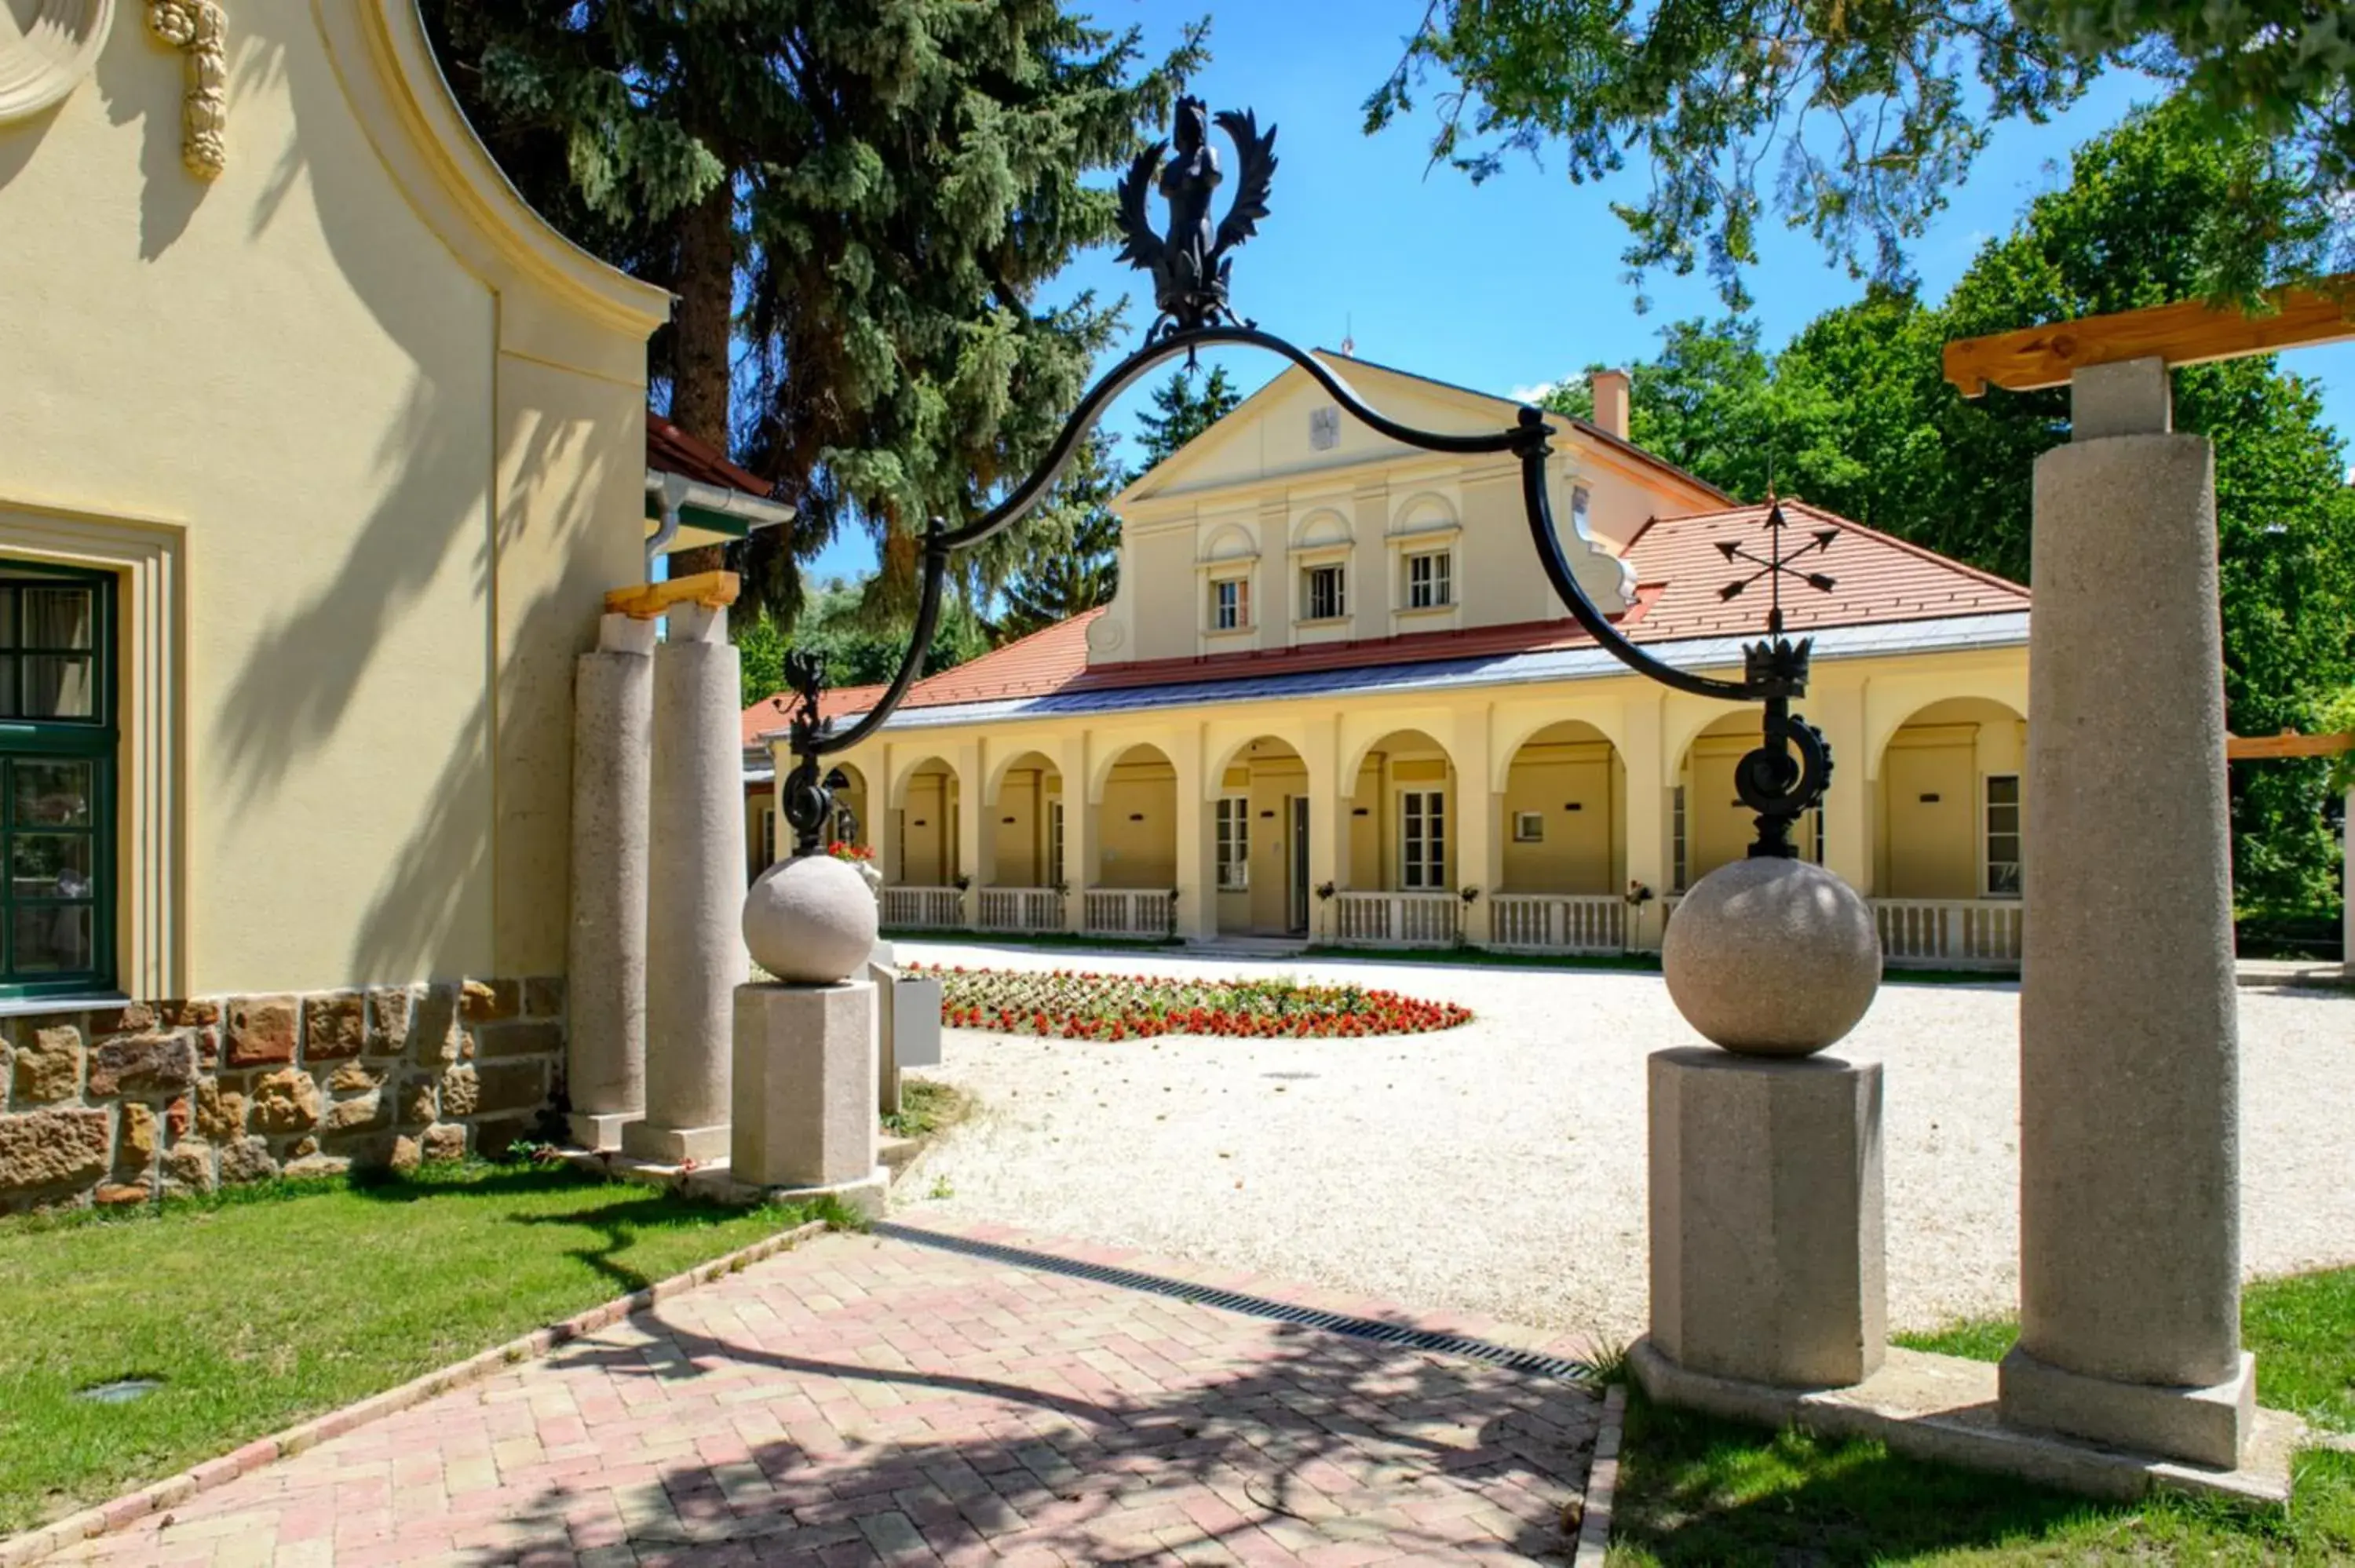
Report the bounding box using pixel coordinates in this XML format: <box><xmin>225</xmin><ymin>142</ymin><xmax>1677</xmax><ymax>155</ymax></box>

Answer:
<box><xmin>0</xmin><ymin>0</ymin><xmax>115</xmax><ymax>123</ymax></box>
<box><xmin>743</xmin><ymin>854</ymin><xmax>880</xmax><ymax>986</ymax></box>
<box><xmin>146</xmin><ymin>0</ymin><xmax>225</xmax><ymax>180</ymax></box>
<box><xmin>1662</xmin><ymin>856</ymin><xmax>1882</xmax><ymax>1057</ymax></box>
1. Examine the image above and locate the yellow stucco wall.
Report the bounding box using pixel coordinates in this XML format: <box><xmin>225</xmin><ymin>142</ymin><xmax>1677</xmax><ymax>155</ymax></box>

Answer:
<box><xmin>0</xmin><ymin>2</ymin><xmax>665</xmax><ymax>996</ymax></box>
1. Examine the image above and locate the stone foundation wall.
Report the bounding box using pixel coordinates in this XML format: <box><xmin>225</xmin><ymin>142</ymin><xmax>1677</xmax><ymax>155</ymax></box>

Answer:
<box><xmin>0</xmin><ymin>978</ymin><xmax>566</xmax><ymax>1213</ymax></box>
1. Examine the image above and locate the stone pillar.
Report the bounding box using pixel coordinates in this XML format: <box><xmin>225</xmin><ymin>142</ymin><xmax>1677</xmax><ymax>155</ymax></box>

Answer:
<box><xmin>625</xmin><ymin>600</ymin><xmax>746</xmax><ymax>1167</ymax></box>
<box><xmin>732</xmin><ymin>979</ymin><xmax>882</xmax><ymax>1200</ymax></box>
<box><xmin>566</xmin><ymin>614</ymin><xmax>654</xmax><ymax>1150</ymax></box>
<box><xmin>1999</xmin><ymin>357</ymin><xmax>2254</xmax><ymax>1468</ymax></box>
<box><xmin>1649</xmin><ymin>1048</ymin><xmax>1885</xmax><ymax>1387</ymax></box>
<box><xmin>1812</xmin><ymin>682</ymin><xmax>1871</xmax><ymax>891</ymax></box>
<box><xmin>2343</xmin><ymin>786</ymin><xmax>2353</xmax><ymax>980</ymax></box>
<box><xmin>1061</xmin><ymin>735</ymin><xmax>1095</xmax><ymax>932</ymax></box>
<box><xmin>955</xmin><ymin>740</ymin><xmax>988</xmax><ymax>927</ymax></box>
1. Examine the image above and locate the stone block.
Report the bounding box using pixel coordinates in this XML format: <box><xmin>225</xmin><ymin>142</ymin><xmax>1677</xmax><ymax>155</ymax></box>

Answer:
<box><xmin>12</xmin><ymin>1024</ymin><xmax>83</xmax><ymax>1104</ymax></box>
<box><xmin>462</xmin><ymin>979</ymin><xmax>519</xmax><ymax>1023</ymax></box>
<box><xmin>225</xmin><ymin>997</ymin><xmax>299</xmax><ymax>1067</ymax></box>
<box><xmin>283</xmin><ymin>1154</ymin><xmax>351</xmax><ymax>1180</ymax></box>
<box><xmin>524</xmin><ymin>976</ymin><xmax>565</xmax><ymax>1019</ymax></box>
<box><xmin>166</xmin><ymin>1096</ymin><xmax>190</xmax><ymax>1138</ymax></box>
<box><xmin>887</xmin><ymin>972</ymin><xmax>944</xmax><ymax>1069</ymax></box>
<box><xmin>327</xmin><ymin>1061</ymin><xmax>385</xmax><ymax>1095</ymax></box>
<box><xmin>396</xmin><ymin>1077</ymin><xmax>436</xmax><ymax>1129</ymax></box>
<box><xmin>408</xmin><ymin>985</ymin><xmax>462</xmax><ymax>1065</ymax></box>
<box><xmin>420</xmin><ymin>1123</ymin><xmax>466</xmax><ymax>1163</ymax></box>
<box><xmin>472</xmin><ymin>1061</ymin><xmax>546</xmax><ymax>1115</ymax></box>
<box><xmin>248</xmin><ymin>1069</ymin><xmax>322</xmax><ymax>1135</ymax></box>
<box><xmin>476</xmin><ymin>1020</ymin><xmax>561</xmax><ymax>1059</ymax></box>
<box><xmin>440</xmin><ymin>1065</ymin><xmax>480</xmax><ymax>1118</ymax></box>
<box><xmin>365</xmin><ymin>986</ymin><xmax>414</xmax><ymax>1053</ymax></box>
<box><xmin>194</xmin><ymin>1079</ymin><xmax>246</xmax><ymax>1142</ymax></box>
<box><xmin>119</xmin><ymin>1103</ymin><xmax>158</xmax><ymax>1171</ymax></box>
<box><xmin>303</xmin><ymin>992</ymin><xmax>367</xmax><ymax>1060</ymax></box>
<box><xmin>89</xmin><ymin>1001</ymin><xmax>159</xmax><ymax>1035</ymax></box>
<box><xmin>88</xmin><ymin>1034</ymin><xmax>197</xmax><ymax>1097</ymax></box>
<box><xmin>1999</xmin><ymin>1344</ymin><xmax>2255</xmax><ymax>1470</ymax></box>
<box><xmin>289</xmin><ymin>1136</ymin><xmax>319</xmax><ymax>1158</ymax></box>
<box><xmin>162</xmin><ymin>1140</ymin><xmax>215</xmax><ymax>1192</ymax></box>
<box><xmin>95</xmin><ymin>1182</ymin><xmax>151</xmax><ymax>1206</ymax></box>
<box><xmin>322</xmin><ymin>1129</ymin><xmax>399</xmax><ymax>1168</ymax></box>
<box><xmin>323</xmin><ymin>1092</ymin><xmax>387</xmax><ymax>1133</ymax></box>
<box><xmin>1650</xmin><ymin>1046</ymin><xmax>1886</xmax><ymax>1388</ymax></box>
<box><xmin>732</xmin><ymin>981</ymin><xmax>880</xmax><ymax>1190</ymax></box>
<box><xmin>0</xmin><ymin>1109</ymin><xmax>111</xmax><ymax>1192</ymax></box>
<box><xmin>471</xmin><ymin>1118</ymin><xmax>537</xmax><ymax>1158</ymax></box>
<box><xmin>159</xmin><ymin>999</ymin><xmax>221</xmax><ymax>1029</ymax></box>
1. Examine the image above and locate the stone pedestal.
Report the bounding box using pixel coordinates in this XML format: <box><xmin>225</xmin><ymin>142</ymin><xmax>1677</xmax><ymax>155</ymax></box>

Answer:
<box><xmin>732</xmin><ymin>979</ymin><xmax>885</xmax><ymax>1212</ymax></box>
<box><xmin>626</xmin><ymin>601</ymin><xmax>746</xmax><ymax>1166</ymax></box>
<box><xmin>1650</xmin><ymin>1046</ymin><xmax>1885</xmax><ymax>1387</ymax></box>
<box><xmin>567</xmin><ymin>614</ymin><xmax>654</xmax><ymax>1150</ymax></box>
<box><xmin>2004</xmin><ymin>358</ymin><xmax>2251</xmax><ymax>1469</ymax></box>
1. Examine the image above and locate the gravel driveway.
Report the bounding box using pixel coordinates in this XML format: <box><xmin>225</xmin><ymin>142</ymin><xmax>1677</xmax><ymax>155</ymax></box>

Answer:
<box><xmin>892</xmin><ymin>941</ymin><xmax>2355</xmax><ymax>1340</ymax></box>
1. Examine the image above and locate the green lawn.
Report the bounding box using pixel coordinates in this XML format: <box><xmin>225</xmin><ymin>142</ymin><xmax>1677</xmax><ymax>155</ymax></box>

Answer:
<box><xmin>0</xmin><ymin>1164</ymin><xmax>826</xmax><ymax>1534</ymax></box>
<box><xmin>1608</xmin><ymin>1267</ymin><xmax>2355</xmax><ymax>1565</ymax></box>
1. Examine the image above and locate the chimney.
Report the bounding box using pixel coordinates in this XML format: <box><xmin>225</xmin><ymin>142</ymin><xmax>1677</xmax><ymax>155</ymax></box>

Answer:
<box><xmin>1590</xmin><ymin>368</ymin><xmax>1630</xmax><ymax>441</ymax></box>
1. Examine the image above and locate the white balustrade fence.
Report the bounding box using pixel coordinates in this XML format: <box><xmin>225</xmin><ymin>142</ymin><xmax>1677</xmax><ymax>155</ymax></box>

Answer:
<box><xmin>1489</xmin><ymin>894</ymin><xmax>1627</xmax><ymax>953</ymax></box>
<box><xmin>1331</xmin><ymin>891</ymin><xmax>1460</xmax><ymax>947</ymax></box>
<box><xmin>1873</xmin><ymin>898</ymin><xmax>2024</xmax><ymax>968</ymax></box>
<box><xmin>978</xmin><ymin>887</ymin><xmax>1064</xmax><ymax>932</ymax></box>
<box><xmin>881</xmin><ymin>885</ymin><xmax>965</xmax><ymax>930</ymax></box>
<box><xmin>1082</xmin><ymin>889</ymin><xmax>1177</xmax><ymax>938</ymax></box>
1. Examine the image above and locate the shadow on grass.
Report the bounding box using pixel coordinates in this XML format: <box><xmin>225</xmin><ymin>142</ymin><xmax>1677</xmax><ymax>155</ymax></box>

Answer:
<box><xmin>436</xmin><ymin>1229</ymin><xmax>1606</xmax><ymax>1564</ymax></box>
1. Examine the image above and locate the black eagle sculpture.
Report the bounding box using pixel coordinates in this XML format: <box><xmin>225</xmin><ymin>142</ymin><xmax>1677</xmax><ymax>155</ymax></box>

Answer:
<box><xmin>1115</xmin><ymin>97</ymin><xmax>1278</xmax><ymax>341</ymax></box>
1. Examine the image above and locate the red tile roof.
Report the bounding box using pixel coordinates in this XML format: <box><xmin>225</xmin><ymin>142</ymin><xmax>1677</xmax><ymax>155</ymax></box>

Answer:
<box><xmin>742</xmin><ymin>684</ymin><xmax>889</xmax><ymax>749</ymax></box>
<box><xmin>648</xmin><ymin>411</ymin><xmax>775</xmax><ymax>499</ymax></box>
<box><xmin>747</xmin><ymin>501</ymin><xmax>2025</xmax><ymax>728</ymax></box>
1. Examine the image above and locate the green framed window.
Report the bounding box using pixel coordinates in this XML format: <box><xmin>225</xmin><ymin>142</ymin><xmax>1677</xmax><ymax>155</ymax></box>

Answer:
<box><xmin>0</xmin><ymin>562</ymin><xmax>115</xmax><ymax>999</ymax></box>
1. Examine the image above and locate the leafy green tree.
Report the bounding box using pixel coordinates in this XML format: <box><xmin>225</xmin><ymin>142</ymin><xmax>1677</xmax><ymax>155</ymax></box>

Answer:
<box><xmin>1529</xmin><ymin>100</ymin><xmax>2355</xmax><ymax>911</ymax></box>
<box><xmin>427</xmin><ymin>1</ymin><xmax>1207</xmax><ymax>620</ymax></box>
<box><xmin>998</xmin><ymin>433</ymin><xmax>1128</xmax><ymax>639</ymax></box>
<box><xmin>767</xmin><ymin>582</ymin><xmax>993</xmax><ymax>695</ymax></box>
<box><xmin>1367</xmin><ymin>0</ymin><xmax>2349</xmax><ymax>308</ymax></box>
<box><xmin>1135</xmin><ymin>365</ymin><xmax>1243</xmax><ymax>468</ymax></box>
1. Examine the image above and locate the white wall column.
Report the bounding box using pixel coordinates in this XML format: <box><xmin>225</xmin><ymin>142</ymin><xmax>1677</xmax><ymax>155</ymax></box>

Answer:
<box><xmin>2002</xmin><ymin>357</ymin><xmax>2252</xmax><ymax>1468</ymax></box>
<box><xmin>955</xmin><ymin>739</ymin><xmax>989</xmax><ymax>924</ymax></box>
<box><xmin>626</xmin><ymin>598</ymin><xmax>747</xmax><ymax>1166</ymax></box>
<box><xmin>1061</xmin><ymin>734</ymin><xmax>1095</xmax><ymax>932</ymax></box>
<box><xmin>1302</xmin><ymin>715</ymin><xmax>1342</xmax><ymax>942</ymax></box>
<box><xmin>1453</xmin><ymin>706</ymin><xmax>1497</xmax><ymax>944</ymax></box>
<box><xmin>1813</xmin><ymin>681</ymin><xmax>1871</xmax><ymax>892</ymax></box>
<box><xmin>1172</xmin><ymin>727</ymin><xmax>1218</xmax><ymax>941</ymax></box>
<box><xmin>565</xmin><ymin>612</ymin><xmax>654</xmax><ymax>1150</ymax></box>
<box><xmin>1620</xmin><ymin>695</ymin><xmax>1668</xmax><ymax>950</ymax></box>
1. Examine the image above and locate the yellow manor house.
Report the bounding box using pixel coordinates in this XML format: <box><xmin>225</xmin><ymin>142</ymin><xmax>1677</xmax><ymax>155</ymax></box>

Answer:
<box><xmin>750</xmin><ymin>358</ymin><xmax>2034</xmax><ymax>968</ymax></box>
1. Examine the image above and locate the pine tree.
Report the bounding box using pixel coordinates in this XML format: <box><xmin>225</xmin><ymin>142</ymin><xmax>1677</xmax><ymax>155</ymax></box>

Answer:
<box><xmin>998</xmin><ymin>433</ymin><xmax>1127</xmax><ymax>638</ymax></box>
<box><xmin>1134</xmin><ymin>365</ymin><xmax>1243</xmax><ymax>469</ymax></box>
<box><xmin>425</xmin><ymin>2</ymin><xmax>1208</xmax><ymax>619</ymax></box>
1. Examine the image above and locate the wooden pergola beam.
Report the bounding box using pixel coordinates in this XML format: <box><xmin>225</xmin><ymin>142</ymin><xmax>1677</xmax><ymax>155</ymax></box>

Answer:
<box><xmin>604</xmin><ymin>570</ymin><xmax>739</xmax><ymax>620</ymax></box>
<box><xmin>1944</xmin><ymin>279</ymin><xmax>2355</xmax><ymax>396</ymax></box>
<box><xmin>2225</xmin><ymin>731</ymin><xmax>2355</xmax><ymax>762</ymax></box>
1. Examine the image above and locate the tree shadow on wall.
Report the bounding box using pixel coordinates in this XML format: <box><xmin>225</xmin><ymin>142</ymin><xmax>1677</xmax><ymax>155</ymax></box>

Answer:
<box><xmin>440</xmin><ymin>1227</ymin><xmax>1605</xmax><ymax>1565</ymax></box>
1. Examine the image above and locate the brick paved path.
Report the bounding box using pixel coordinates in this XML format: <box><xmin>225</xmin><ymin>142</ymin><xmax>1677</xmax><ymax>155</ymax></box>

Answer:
<box><xmin>54</xmin><ymin>1222</ymin><xmax>1602</xmax><ymax>1566</ymax></box>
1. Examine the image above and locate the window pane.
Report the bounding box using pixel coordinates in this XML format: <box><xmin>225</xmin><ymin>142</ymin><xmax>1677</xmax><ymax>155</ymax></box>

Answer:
<box><xmin>14</xmin><ymin>760</ymin><xmax>92</xmax><ymax>827</ymax></box>
<box><xmin>20</xmin><ymin>587</ymin><xmax>92</xmax><ymax>650</ymax></box>
<box><xmin>0</xmin><ymin>591</ymin><xmax>13</xmax><ymax>646</ymax></box>
<box><xmin>1988</xmin><ymin>862</ymin><xmax>2022</xmax><ymax>897</ymax></box>
<box><xmin>0</xmin><ymin>658</ymin><xmax>16</xmax><ymax>718</ymax></box>
<box><xmin>1988</xmin><ymin>776</ymin><xmax>2020</xmax><ymax>805</ymax></box>
<box><xmin>12</xmin><ymin>833</ymin><xmax>93</xmax><ymax>899</ymax></box>
<box><xmin>13</xmin><ymin>904</ymin><xmax>92</xmax><ymax>974</ymax></box>
<box><xmin>21</xmin><ymin>655</ymin><xmax>93</xmax><ymax>719</ymax></box>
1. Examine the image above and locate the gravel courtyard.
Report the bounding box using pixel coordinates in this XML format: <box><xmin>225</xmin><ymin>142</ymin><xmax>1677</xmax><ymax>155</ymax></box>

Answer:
<box><xmin>893</xmin><ymin>941</ymin><xmax>2355</xmax><ymax>1341</ymax></box>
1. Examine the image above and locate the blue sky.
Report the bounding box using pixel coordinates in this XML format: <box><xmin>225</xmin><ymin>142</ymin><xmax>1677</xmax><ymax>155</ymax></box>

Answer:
<box><xmin>804</xmin><ymin>0</ymin><xmax>2355</xmax><ymax>582</ymax></box>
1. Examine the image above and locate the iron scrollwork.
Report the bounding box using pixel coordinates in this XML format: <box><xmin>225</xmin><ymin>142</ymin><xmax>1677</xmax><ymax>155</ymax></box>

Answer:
<box><xmin>775</xmin><ymin>98</ymin><xmax>1835</xmax><ymax>863</ymax></box>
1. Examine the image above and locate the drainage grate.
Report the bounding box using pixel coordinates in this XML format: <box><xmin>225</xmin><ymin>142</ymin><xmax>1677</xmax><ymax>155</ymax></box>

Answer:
<box><xmin>77</xmin><ymin>1377</ymin><xmax>164</xmax><ymax>1404</ymax></box>
<box><xmin>875</xmin><ymin>1223</ymin><xmax>1594</xmax><ymax>1382</ymax></box>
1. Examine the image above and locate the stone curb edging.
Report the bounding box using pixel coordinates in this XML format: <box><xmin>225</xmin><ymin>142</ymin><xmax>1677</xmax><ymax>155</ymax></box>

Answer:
<box><xmin>1572</xmin><ymin>1382</ymin><xmax>1627</xmax><ymax>1567</ymax></box>
<box><xmin>0</xmin><ymin>1217</ymin><xmax>834</xmax><ymax>1568</ymax></box>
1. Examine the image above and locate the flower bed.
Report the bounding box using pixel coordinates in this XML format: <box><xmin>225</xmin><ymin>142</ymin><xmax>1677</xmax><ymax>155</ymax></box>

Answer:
<box><xmin>910</xmin><ymin>965</ymin><xmax>1473</xmax><ymax>1040</ymax></box>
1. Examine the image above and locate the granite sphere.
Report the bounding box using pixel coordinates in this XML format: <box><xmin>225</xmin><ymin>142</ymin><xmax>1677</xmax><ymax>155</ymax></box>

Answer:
<box><xmin>1662</xmin><ymin>856</ymin><xmax>1882</xmax><ymax>1056</ymax></box>
<box><xmin>743</xmin><ymin>854</ymin><xmax>880</xmax><ymax>984</ymax></box>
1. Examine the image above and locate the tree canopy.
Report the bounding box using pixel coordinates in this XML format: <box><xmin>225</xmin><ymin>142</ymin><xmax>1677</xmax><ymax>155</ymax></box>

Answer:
<box><xmin>997</xmin><ymin>432</ymin><xmax>1127</xmax><ymax>640</ymax></box>
<box><xmin>1135</xmin><ymin>365</ymin><xmax>1244</xmax><ymax>468</ymax></box>
<box><xmin>1540</xmin><ymin>97</ymin><xmax>2355</xmax><ymax>911</ymax></box>
<box><xmin>1367</xmin><ymin>0</ymin><xmax>2353</xmax><ymax>309</ymax></box>
<box><xmin>427</xmin><ymin>0</ymin><xmax>1207</xmax><ymax>627</ymax></box>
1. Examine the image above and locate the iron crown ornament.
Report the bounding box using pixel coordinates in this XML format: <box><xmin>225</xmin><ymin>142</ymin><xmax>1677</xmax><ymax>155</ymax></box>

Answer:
<box><xmin>1113</xmin><ymin>97</ymin><xmax>1279</xmax><ymax>341</ymax></box>
<box><xmin>771</xmin><ymin>97</ymin><xmax>1834</xmax><ymax>864</ymax></box>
